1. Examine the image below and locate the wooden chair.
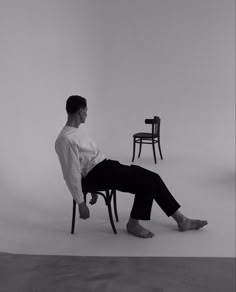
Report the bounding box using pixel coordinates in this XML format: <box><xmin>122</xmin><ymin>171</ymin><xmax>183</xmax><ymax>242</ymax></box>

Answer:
<box><xmin>132</xmin><ymin>116</ymin><xmax>163</xmax><ymax>164</ymax></box>
<box><xmin>71</xmin><ymin>188</ymin><xmax>119</xmax><ymax>234</ymax></box>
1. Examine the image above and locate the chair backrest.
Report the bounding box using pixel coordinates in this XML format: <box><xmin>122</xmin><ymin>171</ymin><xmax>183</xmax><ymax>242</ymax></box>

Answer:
<box><xmin>145</xmin><ymin>116</ymin><xmax>160</xmax><ymax>137</ymax></box>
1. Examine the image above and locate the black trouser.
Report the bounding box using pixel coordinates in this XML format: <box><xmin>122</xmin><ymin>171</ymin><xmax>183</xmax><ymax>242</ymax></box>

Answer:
<box><xmin>82</xmin><ymin>159</ymin><xmax>181</xmax><ymax>220</ymax></box>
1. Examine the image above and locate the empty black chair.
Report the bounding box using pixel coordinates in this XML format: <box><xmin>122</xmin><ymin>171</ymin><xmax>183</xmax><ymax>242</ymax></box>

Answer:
<box><xmin>71</xmin><ymin>188</ymin><xmax>119</xmax><ymax>235</ymax></box>
<box><xmin>132</xmin><ymin>116</ymin><xmax>163</xmax><ymax>164</ymax></box>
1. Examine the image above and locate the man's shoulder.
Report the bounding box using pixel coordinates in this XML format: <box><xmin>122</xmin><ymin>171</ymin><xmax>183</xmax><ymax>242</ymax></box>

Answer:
<box><xmin>55</xmin><ymin>127</ymin><xmax>78</xmax><ymax>148</ymax></box>
<box><xmin>56</xmin><ymin>134</ymin><xmax>75</xmax><ymax>147</ymax></box>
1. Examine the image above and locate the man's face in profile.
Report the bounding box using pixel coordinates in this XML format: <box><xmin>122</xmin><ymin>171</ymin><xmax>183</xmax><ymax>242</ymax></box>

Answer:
<box><xmin>80</xmin><ymin>106</ymin><xmax>88</xmax><ymax>123</ymax></box>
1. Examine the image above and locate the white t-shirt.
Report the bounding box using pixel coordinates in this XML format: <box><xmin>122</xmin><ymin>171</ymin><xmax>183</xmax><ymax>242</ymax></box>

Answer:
<box><xmin>55</xmin><ymin>125</ymin><xmax>106</xmax><ymax>204</ymax></box>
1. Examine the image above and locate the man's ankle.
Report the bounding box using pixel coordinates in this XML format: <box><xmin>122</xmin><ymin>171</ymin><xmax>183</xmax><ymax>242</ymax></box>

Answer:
<box><xmin>172</xmin><ymin>210</ymin><xmax>186</xmax><ymax>224</ymax></box>
<box><xmin>128</xmin><ymin>217</ymin><xmax>139</xmax><ymax>225</ymax></box>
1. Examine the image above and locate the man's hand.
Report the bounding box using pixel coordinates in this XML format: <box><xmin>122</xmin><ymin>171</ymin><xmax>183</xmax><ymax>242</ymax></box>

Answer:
<box><xmin>78</xmin><ymin>202</ymin><xmax>90</xmax><ymax>219</ymax></box>
<box><xmin>89</xmin><ymin>193</ymin><xmax>98</xmax><ymax>205</ymax></box>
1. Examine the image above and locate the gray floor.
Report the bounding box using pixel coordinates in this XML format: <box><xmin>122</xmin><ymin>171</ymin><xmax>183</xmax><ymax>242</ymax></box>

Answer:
<box><xmin>0</xmin><ymin>153</ymin><xmax>235</xmax><ymax>257</ymax></box>
<box><xmin>0</xmin><ymin>153</ymin><xmax>235</xmax><ymax>291</ymax></box>
<box><xmin>0</xmin><ymin>252</ymin><xmax>235</xmax><ymax>292</ymax></box>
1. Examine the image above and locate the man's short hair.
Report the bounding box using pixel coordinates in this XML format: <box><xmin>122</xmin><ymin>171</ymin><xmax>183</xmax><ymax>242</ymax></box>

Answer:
<box><xmin>66</xmin><ymin>95</ymin><xmax>87</xmax><ymax>115</ymax></box>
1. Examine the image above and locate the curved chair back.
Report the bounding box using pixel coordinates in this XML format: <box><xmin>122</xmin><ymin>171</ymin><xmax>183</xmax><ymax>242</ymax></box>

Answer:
<box><xmin>145</xmin><ymin>116</ymin><xmax>160</xmax><ymax>137</ymax></box>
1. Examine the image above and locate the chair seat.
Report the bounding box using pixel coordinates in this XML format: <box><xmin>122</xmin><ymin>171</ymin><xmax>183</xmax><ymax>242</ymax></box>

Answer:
<box><xmin>81</xmin><ymin>179</ymin><xmax>112</xmax><ymax>194</ymax></box>
<box><xmin>133</xmin><ymin>132</ymin><xmax>157</xmax><ymax>138</ymax></box>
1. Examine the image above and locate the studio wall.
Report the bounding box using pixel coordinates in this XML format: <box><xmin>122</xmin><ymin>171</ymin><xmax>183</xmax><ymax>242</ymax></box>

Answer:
<box><xmin>0</xmin><ymin>0</ymin><xmax>234</xmax><ymax>211</ymax></box>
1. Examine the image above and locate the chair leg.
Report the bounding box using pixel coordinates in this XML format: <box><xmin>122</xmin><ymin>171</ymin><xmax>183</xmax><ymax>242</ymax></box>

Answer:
<box><xmin>71</xmin><ymin>199</ymin><xmax>76</xmax><ymax>234</ymax></box>
<box><xmin>138</xmin><ymin>139</ymin><xmax>142</xmax><ymax>158</ymax></box>
<box><xmin>158</xmin><ymin>140</ymin><xmax>163</xmax><ymax>160</ymax></box>
<box><xmin>106</xmin><ymin>191</ymin><xmax>117</xmax><ymax>234</ymax></box>
<box><xmin>113</xmin><ymin>190</ymin><xmax>119</xmax><ymax>222</ymax></box>
<box><xmin>132</xmin><ymin>137</ymin><xmax>136</xmax><ymax>162</ymax></box>
<box><xmin>152</xmin><ymin>139</ymin><xmax>157</xmax><ymax>164</ymax></box>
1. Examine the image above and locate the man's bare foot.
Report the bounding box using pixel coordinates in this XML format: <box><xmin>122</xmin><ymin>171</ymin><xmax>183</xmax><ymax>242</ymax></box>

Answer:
<box><xmin>178</xmin><ymin>218</ymin><xmax>208</xmax><ymax>232</ymax></box>
<box><xmin>126</xmin><ymin>221</ymin><xmax>155</xmax><ymax>238</ymax></box>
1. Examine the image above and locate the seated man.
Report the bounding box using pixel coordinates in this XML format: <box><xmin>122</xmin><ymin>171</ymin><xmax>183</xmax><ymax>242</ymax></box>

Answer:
<box><xmin>55</xmin><ymin>95</ymin><xmax>208</xmax><ymax>238</ymax></box>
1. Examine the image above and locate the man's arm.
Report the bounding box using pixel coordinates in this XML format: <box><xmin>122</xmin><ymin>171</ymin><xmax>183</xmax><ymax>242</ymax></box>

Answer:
<box><xmin>56</xmin><ymin>141</ymin><xmax>90</xmax><ymax>219</ymax></box>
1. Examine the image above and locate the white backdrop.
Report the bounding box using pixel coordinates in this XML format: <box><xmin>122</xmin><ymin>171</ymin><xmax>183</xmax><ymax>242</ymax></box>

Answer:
<box><xmin>0</xmin><ymin>0</ymin><xmax>235</xmax><ymax>251</ymax></box>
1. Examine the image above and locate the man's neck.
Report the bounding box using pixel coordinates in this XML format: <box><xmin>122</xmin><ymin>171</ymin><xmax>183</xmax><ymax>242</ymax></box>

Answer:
<box><xmin>65</xmin><ymin>120</ymin><xmax>81</xmax><ymax>128</ymax></box>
